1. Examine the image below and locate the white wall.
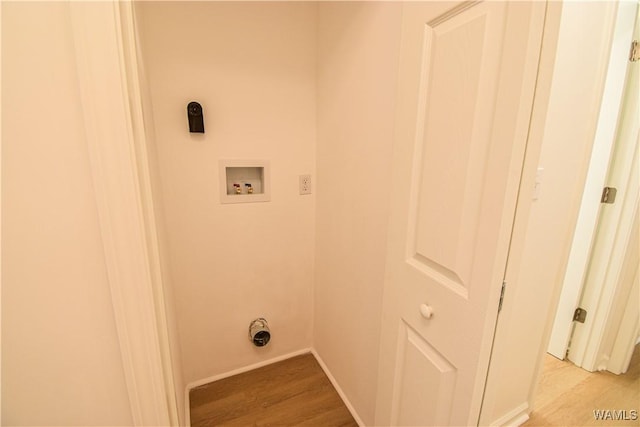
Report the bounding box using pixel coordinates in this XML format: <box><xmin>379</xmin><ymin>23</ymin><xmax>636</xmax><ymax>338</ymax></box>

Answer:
<box><xmin>138</xmin><ymin>6</ymin><xmax>403</xmax><ymax>422</ymax></box>
<box><xmin>480</xmin><ymin>2</ymin><xmax>620</xmax><ymax>424</ymax></box>
<box><xmin>1</xmin><ymin>2</ymin><xmax>133</xmax><ymax>425</ymax></box>
<box><xmin>315</xmin><ymin>3</ymin><xmax>402</xmax><ymax>425</ymax></box>
<box><xmin>135</xmin><ymin>2</ymin><xmax>317</xmax><ymax>385</ymax></box>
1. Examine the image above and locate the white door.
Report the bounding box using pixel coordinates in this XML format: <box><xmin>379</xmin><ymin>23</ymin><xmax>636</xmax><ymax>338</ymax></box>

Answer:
<box><xmin>566</xmin><ymin>4</ymin><xmax>640</xmax><ymax>370</ymax></box>
<box><xmin>547</xmin><ymin>1</ymin><xmax>638</xmax><ymax>361</ymax></box>
<box><xmin>375</xmin><ymin>2</ymin><xmax>547</xmax><ymax>426</ymax></box>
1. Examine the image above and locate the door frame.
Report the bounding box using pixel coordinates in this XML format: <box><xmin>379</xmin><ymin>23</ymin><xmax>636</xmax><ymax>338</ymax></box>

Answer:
<box><xmin>547</xmin><ymin>0</ymin><xmax>638</xmax><ymax>364</ymax></box>
<box><xmin>480</xmin><ymin>2</ymin><xmax>637</xmax><ymax>424</ymax></box>
<box><xmin>69</xmin><ymin>2</ymin><xmax>178</xmax><ymax>425</ymax></box>
<box><xmin>568</xmin><ymin>2</ymin><xmax>639</xmax><ymax>370</ymax></box>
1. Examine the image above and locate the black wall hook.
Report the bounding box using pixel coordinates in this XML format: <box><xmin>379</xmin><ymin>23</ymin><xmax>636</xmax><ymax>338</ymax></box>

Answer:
<box><xmin>187</xmin><ymin>101</ymin><xmax>204</xmax><ymax>133</ymax></box>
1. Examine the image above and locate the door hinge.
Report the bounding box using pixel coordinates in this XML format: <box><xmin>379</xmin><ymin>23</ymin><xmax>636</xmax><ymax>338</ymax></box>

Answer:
<box><xmin>601</xmin><ymin>186</ymin><xmax>617</xmax><ymax>204</ymax></box>
<box><xmin>498</xmin><ymin>281</ymin><xmax>506</xmax><ymax>313</ymax></box>
<box><xmin>573</xmin><ymin>307</ymin><xmax>587</xmax><ymax>323</ymax></box>
<box><xmin>630</xmin><ymin>40</ymin><xmax>640</xmax><ymax>62</ymax></box>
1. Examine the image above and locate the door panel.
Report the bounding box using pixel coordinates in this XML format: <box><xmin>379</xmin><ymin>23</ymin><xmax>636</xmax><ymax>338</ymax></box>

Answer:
<box><xmin>376</xmin><ymin>2</ymin><xmax>547</xmax><ymax>425</ymax></box>
<box><xmin>391</xmin><ymin>321</ymin><xmax>457</xmax><ymax>426</ymax></box>
<box><xmin>409</xmin><ymin>2</ymin><xmax>506</xmax><ymax>297</ymax></box>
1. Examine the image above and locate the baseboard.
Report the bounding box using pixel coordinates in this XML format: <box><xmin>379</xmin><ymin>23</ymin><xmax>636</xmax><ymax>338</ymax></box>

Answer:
<box><xmin>183</xmin><ymin>387</ymin><xmax>190</xmax><ymax>427</ymax></box>
<box><xmin>183</xmin><ymin>348</ymin><xmax>312</xmax><ymax>426</ymax></box>
<box><xmin>311</xmin><ymin>349</ymin><xmax>365</xmax><ymax>427</ymax></box>
<box><xmin>490</xmin><ymin>402</ymin><xmax>530</xmax><ymax>426</ymax></box>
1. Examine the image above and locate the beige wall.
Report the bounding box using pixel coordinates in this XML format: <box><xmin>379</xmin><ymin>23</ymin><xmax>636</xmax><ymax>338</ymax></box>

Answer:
<box><xmin>1</xmin><ymin>2</ymin><xmax>133</xmax><ymax>425</ymax></box>
<box><xmin>135</xmin><ymin>2</ymin><xmax>317</xmax><ymax>385</ymax></box>
<box><xmin>314</xmin><ymin>3</ymin><xmax>402</xmax><ymax>424</ymax></box>
<box><xmin>480</xmin><ymin>2</ymin><xmax>619</xmax><ymax>423</ymax></box>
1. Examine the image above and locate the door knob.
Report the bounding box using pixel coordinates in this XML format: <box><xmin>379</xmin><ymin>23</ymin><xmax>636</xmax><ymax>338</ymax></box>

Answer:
<box><xmin>420</xmin><ymin>304</ymin><xmax>434</xmax><ymax>319</ymax></box>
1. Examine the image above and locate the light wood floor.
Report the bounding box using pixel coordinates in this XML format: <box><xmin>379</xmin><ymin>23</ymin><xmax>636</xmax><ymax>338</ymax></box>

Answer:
<box><xmin>524</xmin><ymin>345</ymin><xmax>640</xmax><ymax>426</ymax></box>
<box><xmin>189</xmin><ymin>354</ymin><xmax>358</xmax><ymax>426</ymax></box>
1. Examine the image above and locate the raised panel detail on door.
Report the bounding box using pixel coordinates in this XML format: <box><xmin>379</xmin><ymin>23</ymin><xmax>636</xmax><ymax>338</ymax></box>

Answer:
<box><xmin>376</xmin><ymin>0</ymin><xmax>547</xmax><ymax>425</ymax></box>
<box><xmin>391</xmin><ymin>321</ymin><xmax>457</xmax><ymax>426</ymax></box>
<box><xmin>407</xmin><ymin>3</ymin><xmax>506</xmax><ymax>298</ymax></box>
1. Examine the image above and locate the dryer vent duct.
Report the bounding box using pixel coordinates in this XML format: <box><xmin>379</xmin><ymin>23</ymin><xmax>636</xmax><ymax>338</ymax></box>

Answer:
<box><xmin>249</xmin><ymin>318</ymin><xmax>270</xmax><ymax>347</ymax></box>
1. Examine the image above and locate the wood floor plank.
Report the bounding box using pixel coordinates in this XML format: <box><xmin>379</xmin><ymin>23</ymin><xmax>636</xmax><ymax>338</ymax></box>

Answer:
<box><xmin>524</xmin><ymin>345</ymin><xmax>640</xmax><ymax>426</ymax></box>
<box><xmin>189</xmin><ymin>354</ymin><xmax>358</xmax><ymax>427</ymax></box>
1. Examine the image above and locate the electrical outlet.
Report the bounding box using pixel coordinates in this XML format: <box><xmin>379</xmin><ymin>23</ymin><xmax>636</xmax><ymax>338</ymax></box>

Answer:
<box><xmin>299</xmin><ymin>174</ymin><xmax>312</xmax><ymax>195</ymax></box>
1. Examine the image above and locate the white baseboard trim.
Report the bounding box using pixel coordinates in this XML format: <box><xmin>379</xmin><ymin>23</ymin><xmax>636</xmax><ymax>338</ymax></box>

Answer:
<box><xmin>490</xmin><ymin>402</ymin><xmax>530</xmax><ymax>427</ymax></box>
<box><xmin>183</xmin><ymin>348</ymin><xmax>312</xmax><ymax>426</ymax></box>
<box><xmin>311</xmin><ymin>349</ymin><xmax>365</xmax><ymax>427</ymax></box>
<box><xmin>183</xmin><ymin>387</ymin><xmax>190</xmax><ymax>427</ymax></box>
